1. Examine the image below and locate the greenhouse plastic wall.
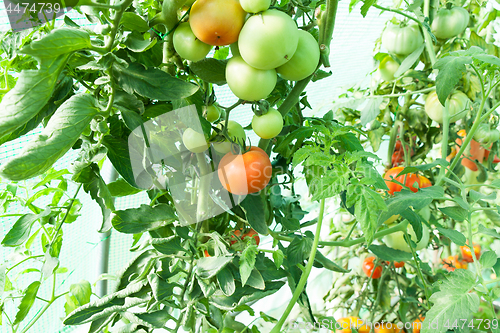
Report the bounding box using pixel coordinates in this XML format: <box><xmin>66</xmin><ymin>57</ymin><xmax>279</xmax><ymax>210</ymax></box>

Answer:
<box><xmin>0</xmin><ymin>1</ymin><xmax>394</xmax><ymax>332</ymax></box>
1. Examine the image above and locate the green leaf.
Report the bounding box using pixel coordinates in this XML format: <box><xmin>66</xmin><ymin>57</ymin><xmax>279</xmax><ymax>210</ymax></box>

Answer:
<box><xmin>272</xmin><ymin>249</ymin><xmax>284</xmax><ymax>269</ymax></box>
<box><xmin>394</xmin><ymin>44</ymin><xmax>424</xmax><ymax>77</ymax></box>
<box><xmin>112</xmin><ymin>204</ymin><xmax>176</xmax><ymax>234</ymax></box>
<box><xmin>439</xmin><ymin>206</ymin><xmax>468</xmax><ymax>221</ymax></box>
<box><xmin>2</xmin><ymin>210</ymin><xmax>50</xmax><ymax>247</ymax></box>
<box><xmin>0</xmin><ymin>94</ymin><xmax>99</xmax><ymax>181</ymax></box>
<box><xmin>245</xmin><ymin>269</ymin><xmax>265</xmax><ymax>290</ymax></box>
<box><xmin>32</xmin><ymin>169</ymin><xmax>70</xmax><ymax>189</ymax></box>
<box><xmin>196</xmin><ymin>256</ymin><xmax>234</xmax><ymax>279</ymax></box>
<box><xmin>479</xmin><ymin>251</ymin><xmax>497</xmax><ymax>269</ymax></box>
<box><xmin>120</xmin><ymin>12</ymin><xmax>150</xmax><ymax>32</ymax></box>
<box><xmin>189</xmin><ymin>58</ymin><xmax>228</xmax><ymax>85</ymax></box>
<box><xmin>314</xmin><ymin>251</ymin><xmax>349</xmax><ymax>273</ymax></box>
<box><xmin>355</xmin><ymin>187</ymin><xmax>386</xmax><ymax>245</ymax></box>
<box><xmin>135</xmin><ymin>310</ymin><xmax>174</xmax><ymax>328</ymax></box>
<box><xmin>107</xmin><ymin>178</ymin><xmax>142</xmax><ymax>197</ymax></box>
<box><xmin>360</xmin><ymin>0</ymin><xmax>375</xmax><ymax>17</ymax></box>
<box><xmin>70</xmin><ymin>280</ymin><xmax>92</xmax><ymax>306</ymax></box>
<box><xmin>102</xmin><ymin>135</ymin><xmax>138</xmax><ymax>188</ymax></box>
<box><xmin>435</xmin><ymin>226</ymin><xmax>466</xmax><ymax>245</ymax></box>
<box><xmin>287</xmin><ymin>236</ymin><xmax>313</xmax><ymax>266</ymax></box>
<box><xmin>434</xmin><ymin>56</ymin><xmax>472</xmax><ymax>105</ymax></box>
<box><xmin>0</xmin><ymin>54</ymin><xmax>70</xmax><ymax>139</ymax></box>
<box><xmin>360</xmin><ymin>97</ymin><xmax>383</xmax><ymax>126</ymax></box>
<box><xmin>148</xmin><ymin>274</ymin><xmax>175</xmax><ymax>302</ymax></box>
<box><xmin>477</xmin><ymin>224</ymin><xmax>500</xmax><ymax>239</ymax></box>
<box><xmin>20</xmin><ymin>28</ymin><xmax>91</xmax><ymax>59</ymax></box>
<box><xmin>368</xmin><ymin>244</ymin><xmax>413</xmax><ymax>262</ymax></box>
<box><xmin>217</xmin><ymin>267</ymin><xmax>236</xmax><ymax>296</ymax></box>
<box><xmin>0</xmin><ymin>264</ymin><xmax>6</xmax><ymax>297</ymax></box>
<box><xmin>240</xmin><ymin>245</ymin><xmax>258</xmax><ymax>287</ymax></box>
<box><xmin>240</xmin><ymin>194</ymin><xmax>268</xmax><ymax>235</ymax></box>
<box><xmin>13</xmin><ymin>281</ymin><xmax>41</xmax><ymax>325</ymax></box>
<box><xmin>151</xmin><ymin>237</ymin><xmax>186</xmax><ymax>255</ymax></box>
<box><xmin>422</xmin><ymin>270</ymin><xmax>479</xmax><ymax>333</ymax></box>
<box><xmin>378</xmin><ymin>186</ymin><xmax>444</xmax><ymax>225</ymax></box>
<box><xmin>124</xmin><ymin>31</ymin><xmax>157</xmax><ymax>53</ymax></box>
<box><xmin>63</xmin><ymin>281</ymin><xmax>146</xmax><ymax>325</ymax></box>
<box><xmin>112</xmin><ymin>63</ymin><xmax>198</xmax><ymax>101</ymax></box>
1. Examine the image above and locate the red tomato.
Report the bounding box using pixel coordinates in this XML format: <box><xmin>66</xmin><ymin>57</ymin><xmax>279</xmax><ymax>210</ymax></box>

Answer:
<box><xmin>455</xmin><ymin>131</ymin><xmax>485</xmax><ymax>171</ymax></box>
<box><xmin>384</xmin><ymin>166</ymin><xmax>420</xmax><ymax>195</ymax></box>
<box><xmin>460</xmin><ymin>243</ymin><xmax>481</xmax><ymax>262</ymax></box>
<box><xmin>230</xmin><ymin>229</ymin><xmax>260</xmax><ymax>245</ymax></box>
<box><xmin>218</xmin><ymin>147</ymin><xmax>272</xmax><ymax>195</ymax></box>
<box><xmin>362</xmin><ymin>256</ymin><xmax>383</xmax><ymax>279</ymax></box>
<box><xmin>204</xmin><ymin>249</ymin><xmax>210</xmax><ymax>257</ymax></box>
<box><xmin>393</xmin><ymin>261</ymin><xmax>405</xmax><ymax>268</ymax></box>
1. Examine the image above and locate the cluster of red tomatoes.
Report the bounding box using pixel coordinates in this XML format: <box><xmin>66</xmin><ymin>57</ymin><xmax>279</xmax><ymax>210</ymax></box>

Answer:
<box><xmin>362</xmin><ymin>256</ymin><xmax>405</xmax><ymax>280</ymax></box>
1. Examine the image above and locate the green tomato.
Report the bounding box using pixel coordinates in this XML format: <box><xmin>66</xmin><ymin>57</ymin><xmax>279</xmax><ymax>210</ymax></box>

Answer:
<box><xmin>384</xmin><ymin>223</ymin><xmax>430</xmax><ymax>253</ymax></box>
<box><xmin>182</xmin><ymin>128</ymin><xmax>208</xmax><ymax>153</ymax></box>
<box><xmin>204</xmin><ymin>105</ymin><xmax>221</xmax><ymax>122</ymax></box>
<box><xmin>173</xmin><ymin>22</ymin><xmax>213</xmax><ymax>62</ymax></box>
<box><xmin>276</xmin><ymin>30</ymin><xmax>320</xmax><ymax>81</ymax></box>
<box><xmin>381</xmin><ymin>23</ymin><xmax>424</xmax><ymax>56</ymax></box>
<box><xmin>238</xmin><ymin>9</ymin><xmax>299</xmax><ymax>70</ymax></box>
<box><xmin>252</xmin><ymin>108</ymin><xmax>283</xmax><ymax>139</ymax></box>
<box><xmin>212</xmin><ymin>120</ymin><xmax>246</xmax><ymax>154</ymax></box>
<box><xmin>230</xmin><ymin>41</ymin><xmax>240</xmax><ymax>57</ymax></box>
<box><xmin>240</xmin><ymin>0</ymin><xmax>270</xmax><ymax>13</ymax></box>
<box><xmin>431</xmin><ymin>6</ymin><xmax>469</xmax><ymax>40</ymax></box>
<box><xmin>378</xmin><ymin>55</ymin><xmax>400</xmax><ymax>81</ymax></box>
<box><xmin>225</xmin><ymin>56</ymin><xmax>277</xmax><ymax>101</ymax></box>
<box><xmin>473</xmin><ymin>124</ymin><xmax>500</xmax><ymax>144</ymax></box>
<box><xmin>424</xmin><ymin>90</ymin><xmax>470</xmax><ymax>123</ymax></box>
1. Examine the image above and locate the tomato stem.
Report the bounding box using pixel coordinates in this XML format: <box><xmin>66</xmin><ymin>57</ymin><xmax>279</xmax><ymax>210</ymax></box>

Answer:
<box><xmin>404</xmin><ymin>230</ymin><xmax>431</xmax><ymax>304</ymax></box>
<box><xmin>269</xmin><ymin>197</ymin><xmax>325</xmax><ymax>333</ymax></box>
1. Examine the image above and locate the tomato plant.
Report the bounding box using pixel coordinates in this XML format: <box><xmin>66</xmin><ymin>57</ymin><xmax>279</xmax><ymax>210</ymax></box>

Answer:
<box><xmin>379</xmin><ymin>54</ymin><xmax>400</xmax><ymax>81</ymax></box>
<box><xmin>252</xmin><ymin>107</ymin><xmax>284</xmax><ymax>139</ymax></box>
<box><xmin>424</xmin><ymin>90</ymin><xmax>470</xmax><ymax>123</ymax></box>
<box><xmin>276</xmin><ymin>29</ymin><xmax>320</xmax><ymax>81</ymax></box>
<box><xmin>218</xmin><ymin>146</ymin><xmax>272</xmax><ymax>195</ymax></box>
<box><xmin>212</xmin><ymin>120</ymin><xmax>246</xmax><ymax>154</ymax></box>
<box><xmin>172</xmin><ymin>22</ymin><xmax>213</xmax><ymax>62</ymax></box>
<box><xmin>431</xmin><ymin>6</ymin><xmax>469</xmax><ymax>40</ymax></box>
<box><xmin>381</xmin><ymin>22</ymin><xmax>424</xmax><ymax>56</ymax></box>
<box><xmin>238</xmin><ymin>9</ymin><xmax>299</xmax><ymax>70</ymax></box>
<box><xmin>225</xmin><ymin>56</ymin><xmax>277</xmax><ymax>101</ymax></box>
<box><xmin>188</xmin><ymin>0</ymin><xmax>246</xmax><ymax>46</ymax></box>
<box><xmin>182</xmin><ymin>128</ymin><xmax>208</xmax><ymax>153</ymax></box>
<box><xmin>239</xmin><ymin>0</ymin><xmax>270</xmax><ymax>13</ymax></box>
<box><xmin>1</xmin><ymin>0</ymin><xmax>500</xmax><ymax>331</ymax></box>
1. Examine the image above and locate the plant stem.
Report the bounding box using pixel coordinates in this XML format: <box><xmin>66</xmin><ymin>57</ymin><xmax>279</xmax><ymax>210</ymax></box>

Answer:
<box><xmin>49</xmin><ymin>184</ymin><xmax>82</xmax><ymax>249</ymax></box>
<box><xmin>271</xmin><ymin>219</ymin><xmax>409</xmax><ymax>247</ymax></box>
<box><xmin>6</xmin><ymin>255</ymin><xmax>44</xmax><ymax>273</ymax></box>
<box><xmin>404</xmin><ymin>231</ymin><xmax>431</xmax><ymax>303</ymax></box>
<box><xmin>270</xmin><ymin>198</ymin><xmax>326</xmax><ymax>333</ymax></box>
<box><xmin>438</xmin><ymin>99</ymin><xmax>451</xmax><ymax>180</ymax></box>
<box><xmin>195</xmin><ymin>153</ymin><xmax>210</xmax><ymax>223</ymax></box>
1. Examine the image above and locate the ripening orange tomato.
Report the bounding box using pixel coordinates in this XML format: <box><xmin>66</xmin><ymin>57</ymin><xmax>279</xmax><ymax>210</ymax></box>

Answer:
<box><xmin>460</xmin><ymin>243</ymin><xmax>481</xmax><ymax>262</ymax></box>
<box><xmin>189</xmin><ymin>0</ymin><xmax>246</xmax><ymax>46</ymax></box>
<box><xmin>384</xmin><ymin>167</ymin><xmax>420</xmax><ymax>195</ymax></box>
<box><xmin>393</xmin><ymin>261</ymin><xmax>405</xmax><ymax>268</ymax></box>
<box><xmin>335</xmin><ymin>316</ymin><xmax>369</xmax><ymax>333</ymax></box>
